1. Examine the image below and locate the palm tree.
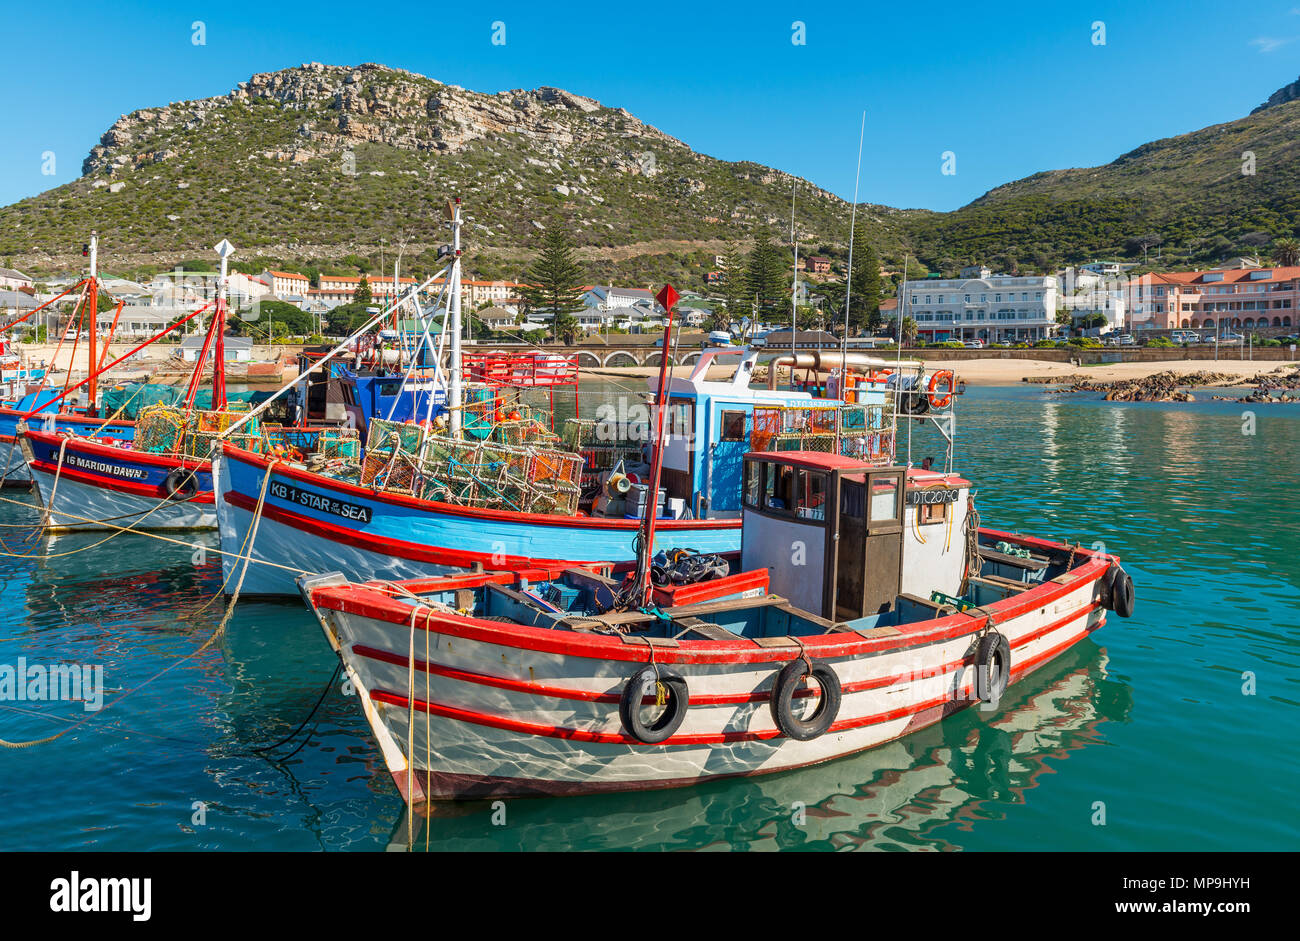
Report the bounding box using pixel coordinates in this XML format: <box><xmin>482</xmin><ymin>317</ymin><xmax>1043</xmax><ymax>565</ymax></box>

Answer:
<box><xmin>902</xmin><ymin>316</ymin><xmax>918</xmax><ymax>347</ymax></box>
<box><xmin>1271</xmin><ymin>237</ymin><xmax>1300</xmax><ymax>267</ymax></box>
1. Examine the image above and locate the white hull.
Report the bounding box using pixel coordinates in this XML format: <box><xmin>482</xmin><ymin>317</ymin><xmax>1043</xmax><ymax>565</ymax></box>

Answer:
<box><xmin>215</xmin><ymin>485</ymin><xmax>457</xmax><ymax>595</ymax></box>
<box><xmin>312</xmin><ymin>572</ymin><xmax>1108</xmax><ymax>799</ymax></box>
<box><xmin>0</xmin><ymin>440</ymin><xmax>31</xmax><ymax>484</ymax></box>
<box><xmin>29</xmin><ymin>465</ymin><xmax>215</xmax><ymax>531</ymax></box>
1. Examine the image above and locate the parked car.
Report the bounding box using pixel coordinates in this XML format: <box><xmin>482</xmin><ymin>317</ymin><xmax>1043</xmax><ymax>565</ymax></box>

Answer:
<box><xmin>1116</xmin><ymin>334</ymin><xmax>1135</xmax><ymax>346</ymax></box>
<box><xmin>1171</xmin><ymin>330</ymin><xmax>1200</xmax><ymax>344</ymax></box>
<box><xmin>991</xmin><ymin>340</ymin><xmax>1013</xmax><ymax>348</ymax></box>
<box><xmin>1219</xmin><ymin>332</ymin><xmax>1244</xmax><ymax>344</ymax></box>
<box><xmin>962</xmin><ymin>339</ymin><xmax>984</xmax><ymax>349</ymax></box>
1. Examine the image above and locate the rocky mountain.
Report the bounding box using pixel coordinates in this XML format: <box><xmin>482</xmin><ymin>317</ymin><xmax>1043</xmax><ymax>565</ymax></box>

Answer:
<box><xmin>0</xmin><ymin>62</ymin><xmax>905</xmax><ymax>283</ymax></box>
<box><xmin>4</xmin><ymin>65</ymin><xmax>1300</xmax><ymax>285</ymax></box>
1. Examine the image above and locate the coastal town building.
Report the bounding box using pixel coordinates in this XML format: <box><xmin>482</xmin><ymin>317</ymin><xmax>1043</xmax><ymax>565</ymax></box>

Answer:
<box><xmin>888</xmin><ymin>271</ymin><xmax>1059</xmax><ymax>342</ymax></box>
<box><xmin>313</xmin><ymin>274</ymin><xmax>418</xmax><ymax>305</ymax></box>
<box><xmin>1056</xmin><ymin>267</ymin><xmax>1126</xmax><ymax>333</ymax></box>
<box><xmin>0</xmin><ymin>268</ymin><xmax>34</xmax><ymax>291</ymax></box>
<box><xmin>258</xmin><ymin>270</ymin><xmax>311</xmax><ymax>297</ymax></box>
<box><xmin>1124</xmin><ymin>266</ymin><xmax>1298</xmax><ymax>332</ymax></box>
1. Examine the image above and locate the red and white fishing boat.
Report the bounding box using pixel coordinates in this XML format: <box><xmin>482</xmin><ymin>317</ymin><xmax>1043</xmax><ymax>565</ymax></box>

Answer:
<box><xmin>299</xmin><ymin>452</ymin><xmax>1135</xmax><ymax>801</ymax></box>
<box><xmin>297</xmin><ymin>287</ymin><xmax>1136</xmax><ymax>803</ymax></box>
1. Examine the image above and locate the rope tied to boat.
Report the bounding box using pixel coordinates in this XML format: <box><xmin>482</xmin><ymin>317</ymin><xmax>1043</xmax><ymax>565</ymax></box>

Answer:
<box><xmin>0</xmin><ymin>458</ymin><xmax>280</xmax><ymax>750</ymax></box>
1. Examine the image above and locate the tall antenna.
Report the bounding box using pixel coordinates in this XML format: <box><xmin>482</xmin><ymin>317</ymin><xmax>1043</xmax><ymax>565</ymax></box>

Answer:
<box><xmin>841</xmin><ymin>111</ymin><xmax>866</xmax><ymax>376</ymax></box>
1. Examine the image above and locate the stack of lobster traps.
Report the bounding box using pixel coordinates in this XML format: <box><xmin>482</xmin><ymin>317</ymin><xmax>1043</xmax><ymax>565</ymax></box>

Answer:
<box><xmin>750</xmin><ymin>402</ymin><xmax>895</xmax><ymax>466</ymax></box>
<box><xmin>135</xmin><ymin>404</ymin><xmax>265</xmax><ymax>459</ymax></box>
<box><xmin>561</xmin><ymin>418</ymin><xmax>647</xmax><ymax>494</ymax></box>
<box><xmin>356</xmin><ymin>417</ymin><xmax>584</xmax><ymax>515</ymax></box>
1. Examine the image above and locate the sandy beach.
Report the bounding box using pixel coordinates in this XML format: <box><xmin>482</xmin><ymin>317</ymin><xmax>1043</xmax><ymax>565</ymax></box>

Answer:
<box><xmin>581</xmin><ymin>357</ymin><xmax>1298</xmax><ymax>387</ymax></box>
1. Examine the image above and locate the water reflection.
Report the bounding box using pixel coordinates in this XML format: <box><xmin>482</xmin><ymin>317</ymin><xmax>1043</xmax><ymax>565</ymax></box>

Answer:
<box><xmin>388</xmin><ymin>643</ymin><xmax>1130</xmax><ymax>851</ymax></box>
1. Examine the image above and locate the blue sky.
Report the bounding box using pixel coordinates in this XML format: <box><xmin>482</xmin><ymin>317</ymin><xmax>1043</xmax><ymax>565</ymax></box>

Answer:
<box><xmin>5</xmin><ymin>0</ymin><xmax>1300</xmax><ymax>212</ymax></box>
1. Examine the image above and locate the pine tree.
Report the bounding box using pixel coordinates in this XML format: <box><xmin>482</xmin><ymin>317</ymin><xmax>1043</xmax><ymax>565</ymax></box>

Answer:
<box><xmin>520</xmin><ymin>227</ymin><xmax>588</xmax><ymax>339</ymax></box>
<box><xmin>846</xmin><ymin>230</ymin><xmax>881</xmax><ymax>333</ymax></box>
<box><xmin>746</xmin><ymin>237</ymin><xmax>788</xmax><ymax>321</ymax></box>
<box><xmin>354</xmin><ymin>274</ymin><xmax>372</xmax><ymax>304</ymax></box>
<box><xmin>720</xmin><ymin>242</ymin><xmax>749</xmax><ymax>324</ymax></box>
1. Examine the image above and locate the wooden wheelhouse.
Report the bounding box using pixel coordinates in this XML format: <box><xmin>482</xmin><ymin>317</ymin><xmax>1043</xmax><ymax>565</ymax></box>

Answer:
<box><xmin>741</xmin><ymin>451</ymin><xmax>906</xmax><ymax>621</ymax></box>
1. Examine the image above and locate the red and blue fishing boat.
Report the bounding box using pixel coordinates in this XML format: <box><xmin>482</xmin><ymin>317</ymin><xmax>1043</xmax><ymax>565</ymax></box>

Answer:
<box><xmin>1</xmin><ymin>236</ymin><xmax>141</xmax><ymax>485</ymax></box>
<box><xmin>18</xmin><ymin>240</ymin><xmax>368</xmax><ymax>531</ymax></box>
<box><xmin>212</xmin><ymin>200</ymin><xmax>939</xmax><ymax>594</ymax></box>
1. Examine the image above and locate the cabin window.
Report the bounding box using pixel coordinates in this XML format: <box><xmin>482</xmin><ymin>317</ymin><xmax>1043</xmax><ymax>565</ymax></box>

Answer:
<box><xmin>721</xmin><ymin>410</ymin><xmax>746</xmax><ymax>442</ymax></box>
<box><xmin>919</xmin><ymin>501</ymin><xmax>948</xmax><ymax>525</ymax></box>
<box><xmin>840</xmin><ymin>480</ymin><xmax>865</xmax><ymax>519</ymax></box>
<box><xmin>377</xmin><ymin>380</ymin><xmax>402</xmax><ymax>397</ymax></box>
<box><xmin>668</xmin><ymin>398</ymin><xmax>694</xmax><ymax>443</ymax></box>
<box><xmin>794</xmin><ymin>470</ymin><xmax>828</xmax><ymax>521</ymax></box>
<box><xmin>744</xmin><ymin>461</ymin><xmax>762</xmax><ymax>507</ymax></box>
<box><xmin>870</xmin><ymin>475</ymin><xmax>901</xmax><ymax>523</ymax></box>
<box><xmin>765</xmin><ymin>463</ymin><xmax>795</xmax><ymax>512</ymax></box>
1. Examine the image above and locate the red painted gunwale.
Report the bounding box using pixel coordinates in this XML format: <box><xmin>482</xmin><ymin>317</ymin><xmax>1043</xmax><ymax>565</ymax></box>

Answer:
<box><xmin>310</xmin><ymin>530</ymin><xmax>1114</xmax><ymax>667</ymax></box>
<box><xmin>23</xmin><ymin>428</ymin><xmax>212</xmax><ymax>503</ymax></box>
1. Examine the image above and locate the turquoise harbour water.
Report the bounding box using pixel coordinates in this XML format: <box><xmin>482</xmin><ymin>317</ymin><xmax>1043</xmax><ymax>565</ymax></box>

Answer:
<box><xmin>0</xmin><ymin>384</ymin><xmax>1296</xmax><ymax>851</ymax></box>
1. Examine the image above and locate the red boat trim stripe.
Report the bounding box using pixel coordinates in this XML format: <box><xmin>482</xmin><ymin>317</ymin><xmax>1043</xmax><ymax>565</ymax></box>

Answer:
<box><xmin>366</xmin><ymin>612</ymin><xmax>1102</xmax><ymax>746</ymax></box>
<box><xmin>29</xmin><ymin>460</ymin><xmax>214</xmax><ymax>503</ymax></box>
<box><xmin>351</xmin><ymin>602</ymin><xmax>1100</xmax><ymax>706</ymax></box>
<box><xmin>23</xmin><ymin>428</ymin><xmax>208</xmax><ymax>470</ymax></box>
<box><xmin>227</xmin><ymin>490</ymin><xmax>577</xmax><ymax>568</ymax></box>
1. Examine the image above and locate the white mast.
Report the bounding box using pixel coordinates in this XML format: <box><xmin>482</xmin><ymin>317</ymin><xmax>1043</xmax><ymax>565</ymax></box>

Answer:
<box><xmin>447</xmin><ymin>198</ymin><xmax>463</xmax><ymax>436</ymax></box>
<box><xmin>841</xmin><ymin>112</ymin><xmax>865</xmax><ymax>376</ymax></box>
<box><xmin>790</xmin><ymin>182</ymin><xmax>798</xmax><ymax>340</ymax></box>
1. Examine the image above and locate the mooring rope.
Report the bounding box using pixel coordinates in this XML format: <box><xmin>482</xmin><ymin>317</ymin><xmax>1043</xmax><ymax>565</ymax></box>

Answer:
<box><xmin>0</xmin><ymin>459</ymin><xmax>280</xmax><ymax>749</ymax></box>
<box><xmin>0</xmin><ymin>489</ymin><xmax>311</xmax><ymax>577</ymax></box>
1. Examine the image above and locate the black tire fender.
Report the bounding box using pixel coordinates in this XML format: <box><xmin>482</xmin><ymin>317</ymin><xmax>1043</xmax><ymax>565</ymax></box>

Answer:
<box><xmin>769</xmin><ymin>657</ymin><xmax>841</xmax><ymax>740</ymax></box>
<box><xmin>974</xmin><ymin>632</ymin><xmax>1011</xmax><ymax>703</ymax></box>
<box><xmin>1105</xmin><ymin>565</ymin><xmax>1135</xmax><ymax>618</ymax></box>
<box><xmin>163</xmin><ymin>466</ymin><xmax>199</xmax><ymax>501</ymax></box>
<box><xmin>619</xmin><ymin>665</ymin><xmax>689</xmax><ymax>744</ymax></box>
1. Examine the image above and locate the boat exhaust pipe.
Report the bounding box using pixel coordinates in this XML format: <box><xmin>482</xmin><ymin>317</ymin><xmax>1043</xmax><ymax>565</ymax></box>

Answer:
<box><xmin>764</xmin><ymin>351</ymin><xmax>926</xmax><ymax>390</ymax></box>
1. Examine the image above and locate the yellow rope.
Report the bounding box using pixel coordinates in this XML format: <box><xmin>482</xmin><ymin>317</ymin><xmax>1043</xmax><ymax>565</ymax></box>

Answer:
<box><xmin>89</xmin><ymin>382</ymin><xmax>151</xmax><ymax>436</ymax></box>
<box><xmin>406</xmin><ymin>604</ymin><xmax>418</xmax><ymax>849</ymax></box>
<box><xmin>424</xmin><ymin>606</ymin><xmax>432</xmax><ymax>852</ymax></box>
<box><xmin>0</xmin><ymin>489</ymin><xmax>310</xmax><ymax>577</ymax></box>
<box><xmin>0</xmin><ymin>459</ymin><xmax>279</xmax><ymax>749</ymax></box>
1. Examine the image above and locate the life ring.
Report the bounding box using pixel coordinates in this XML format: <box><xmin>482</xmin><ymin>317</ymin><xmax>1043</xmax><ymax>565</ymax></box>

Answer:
<box><xmin>769</xmin><ymin>657</ymin><xmax>841</xmax><ymax>740</ymax></box>
<box><xmin>1103</xmin><ymin>565</ymin><xmax>1135</xmax><ymax>618</ymax></box>
<box><xmin>928</xmin><ymin>370</ymin><xmax>956</xmax><ymax>409</ymax></box>
<box><xmin>619</xmin><ymin>665</ymin><xmax>689</xmax><ymax>744</ymax></box>
<box><xmin>163</xmin><ymin>466</ymin><xmax>199</xmax><ymax>501</ymax></box>
<box><xmin>974</xmin><ymin>632</ymin><xmax>1011</xmax><ymax>703</ymax></box>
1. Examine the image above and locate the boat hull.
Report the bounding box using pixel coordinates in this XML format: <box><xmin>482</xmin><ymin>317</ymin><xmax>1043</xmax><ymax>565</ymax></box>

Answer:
<box><xmin>305</xmin><ymin>542</ymin><xmax>1113</xmax><ymax>800</ymax></box>
<box><xmin>21</xmin><ymin>429</ymin><xmax>214</xmax><ymax>531</ymax></box>
<box><xmin>214</xmin><ymin>443</ymin><xmax>742</xmax><ymax>596</ymax></box>
<box><xmin>0</xmin><ymin>407</ymin><xmax>135</xmax><ymax>486</ymax></box>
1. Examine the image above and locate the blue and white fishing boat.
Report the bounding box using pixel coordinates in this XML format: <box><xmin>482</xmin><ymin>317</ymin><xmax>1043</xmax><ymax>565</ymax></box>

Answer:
<box><xmin>211</xmin><ymin>201</ymin><xmax>937</xmax><ymax>594</ymax></box>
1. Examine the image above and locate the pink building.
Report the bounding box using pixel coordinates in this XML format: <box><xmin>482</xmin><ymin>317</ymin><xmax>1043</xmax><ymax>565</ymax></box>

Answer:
<box><xmin>1125</xmin><ymin>266</ymin><xmax>1298</xmax><ymax>332</ymax></box>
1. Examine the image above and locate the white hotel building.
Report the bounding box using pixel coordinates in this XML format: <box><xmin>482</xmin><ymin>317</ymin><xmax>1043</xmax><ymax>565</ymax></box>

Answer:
<box><xmin>893</xmin><ymin>266</ymin><xmax>1059</xmax><ymax>342</ymax></box>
